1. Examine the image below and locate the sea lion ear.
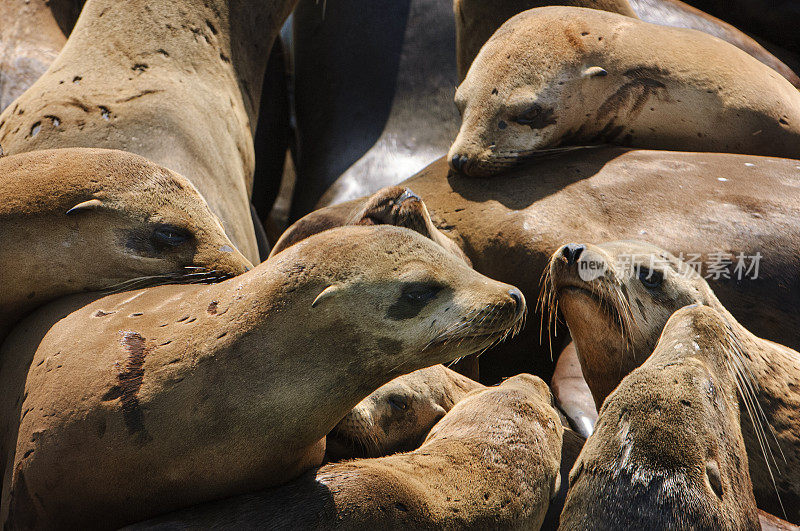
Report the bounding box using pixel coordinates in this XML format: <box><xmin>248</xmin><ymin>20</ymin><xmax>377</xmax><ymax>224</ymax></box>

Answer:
<box><xmin>66</xmin><ymin>198</ymin><xmax>104</xmax><ymax>215</ymax></box>
<box><xmin>582</xmin><ymin>66</ymin><xmax>608</xmax><ymax>78</ymax></box>
<box><xmin>312</xmin><ymin>284</ymin><xmax>342</xmax><ymax>308</ymax></box>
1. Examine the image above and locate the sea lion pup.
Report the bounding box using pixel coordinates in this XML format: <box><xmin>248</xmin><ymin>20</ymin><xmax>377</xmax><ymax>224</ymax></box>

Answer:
<box><xmin>0</xmin><ymin>147</ymin><xmax>251</xmax><ymax>342</ymax></box>
<box><xmin>125</xmin><ymin>374</ymin><xmax>562</xmax><ymax>530</ymax></box>
<box><xmin>326</xmin><ymin>365</ymin><xmax>483</xmax><ymax>460</ymax></box>
<box><xmin>448</xmin><ymin>6</ymin><xmax>800</xmax><ymax>177</ymax></box>
<box><xmin>560</xmin><ymin>305</ymin><xmax>760</xmax><ymax>530</ymax></box>
<box><xmin>453</xmin><ymin>0</ymin><xmax>799</xmax><ymax>87</ymax></box>
<box><xmin>544</xmin><ymin>240</ymin><xmax>800</xmax><ymax>521</ymax></box>
<box><xmin>0</xmin><ymin>225</ymin><xmax>526</xmax><ymax>529</ymax></box>
<box><xmin>0</xmin><ymin>0</ymin><xmax>300</xmax><ymax>263</ymax></box>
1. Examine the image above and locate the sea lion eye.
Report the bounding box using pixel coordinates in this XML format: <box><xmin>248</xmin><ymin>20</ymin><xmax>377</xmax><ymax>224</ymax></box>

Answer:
<box><xmin>388</xmin><ymin>396</ymin><xmax>408</xmax><ymax>411</ymax></box>
<box><xmin>638</xmin><ymin>267</ymin><xmax>664</xmax><ymax>289</ymax></box>
<box><xmin>401</xmin><ymin>283</ymin><xmax>442</xmax><ymax>304</ymax></box>
<box><xmin>151</xmin><ymin>224</ymin><xmax>192</xmax><ymax>249</ymax></box>
<box><xmin>513</xmin><ymin>105</ymin><xmax>541</xmax><ymax>126</ymax></box>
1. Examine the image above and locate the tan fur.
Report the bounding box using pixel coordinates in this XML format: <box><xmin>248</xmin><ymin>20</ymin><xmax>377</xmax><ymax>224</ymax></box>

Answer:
<box><xmin>0</xmin><ymin>0</ymin><xmax>299</xmax><ymax>262</ymax></box>
<box><xmin>270</xmin><ymin>150</ymin><xmax>800</xmax><ymax>384</ymax></box>
<box><xmin>454</xmin><ymin>0</ymin><xmax>636</xmax><ymax>80</ymax></box>
<box><xmin>547</xmin><ymin>240</ymin><xmax>800</xmax><ymax>521</ymax></box>
<box><xmin>0</xmin><ymin>148</ymin><xmax>251</xmax><ymax>342</ymax></box>
<box><xmin>449</xmin><ymin>6</ymin><xmax>800</xmax><ymax>176</ymax></box>
<box><xmin>327</xmin><ymin>365</ymin><xmax>483</xmax><ymax>460</ymax></box>
<box><xmin>561</xmin><ymin>305</ymin><xmax>760</xmax><ymax>529</ymax></box>
<box><xmin>0</xmin><ymin>225</ymin><xmax>525</xmax><ymax>529</ymax></box>
<box><xmin>453</xmin><ymin>0</ymin><xmax>799</xmax><ymax>86</ymax></box>
<box><xmin>274</xmin><ymin>185</ymin><xmax>481</xmax><ymax>380</ymax></box>
<box><xmin>124</xmin><ymin>374</ymin><xmax>562</xmax><ymax>530</ymax></box>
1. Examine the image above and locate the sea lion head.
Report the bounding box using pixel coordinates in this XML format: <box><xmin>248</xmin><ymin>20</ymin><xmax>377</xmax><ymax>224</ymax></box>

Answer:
<box><xmin>2</xmin><ymin>148</ymin><xmax>252</xmax><ymax>295</ymax></box>
<box><xmin>270</xmin><ymin>225</ymin><xmax>526</xmax><ymax>385</ymax></box>
<box><xmin>448</xmin><ymin>7</ymin><xmax>616</xmax><ymax>177</ymax></box>
<box><xmin>542</xmin><ymin>240</ymin><xmax>716</xmax><ymax>406</ymax></box>
<box><xmin>349</xmin><ymin>185</ymin><xmax>472</xmax><ymax>266</ymax></box>
<box><xmin>326</xmin><ymin>365</ymin><xmax>481</xmax><ymax>460</ymax></box>
<box><xmin>561</xmin><ymin>304</ymin><xmax>760</xmax><ymax>529</ymax></box>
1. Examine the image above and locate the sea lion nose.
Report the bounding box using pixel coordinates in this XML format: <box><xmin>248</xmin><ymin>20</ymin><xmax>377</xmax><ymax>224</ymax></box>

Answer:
<box><xmin>508</xmin><ymin>288</ymin><xmax>525</xmax><ymax>315</ymax></box>
<box><xmin>561</xmin><ymin>243</ymin><xmax>585</xmax><ymax>265</ymax></box>
<box><xmin>450</xmin><ymin>154</ymin><xmax>470</xmax><ymax>172</ymax></box>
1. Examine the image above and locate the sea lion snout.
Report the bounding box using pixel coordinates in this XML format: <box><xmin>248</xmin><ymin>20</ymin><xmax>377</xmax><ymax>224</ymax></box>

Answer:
<box><xmin>560</xmin><ymin>243</ymin><xmax>586</xmax><ymax>265</ymax></box>
<box><xmin>508</xmin><ymin>287</ymin><xmax>524</xmax><ymax>316</ymax></box>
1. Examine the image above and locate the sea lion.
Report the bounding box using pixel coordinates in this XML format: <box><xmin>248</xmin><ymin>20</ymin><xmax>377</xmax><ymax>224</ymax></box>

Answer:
<box><xmin>0</xmin><ymin>225</ymin><xmax>526</xmax><ymax>529</ymax></box>
<box><xmin>559</xmin><ymin>305</ymin><xmax>760</xmax><ymax>529</ymax></box>
<box><xmin>289</xmin><ymin>0</ymin><xmax>460</xmax><ymax>216</ymax></box>
<box><xmin>0</xmin><ymin>147</ymin><xmax>252</xmax><ymax>342</ymax></box>
<box><xmin>270</xmin><ymin>149</ymin><xmax>800</xmax><ymax>384</ymax></box>
<box><xmin>545</xmin><ymin>240</ymin><xmax>800</xmax><ymax>521</ymax></box>
<box><xmin>0</xmin><ymin>0</ymin><xmax>299</xmax><ymax>263</ymax></box>
<box><xmin>453</xmin><ymin>0</ymin><xmax>800</xmax><ymax>87</ymax></box>
<box><xmin>0</xmin><ymin>0</ymin><xmax>84</xmax><ymax>112</ymax></box>
<box><xmin>448</xmin><ymin>7</ymin><xmax>800</xmax><ymax>177</ymax></box>
<box><xmin>326</xmin><ymin>364</ymin><xmax>483</xmax><ymax>460</ymax></box>
<box><xmin>124</xmin><ymin>374</ymin><xmax>562</xmax><ymax>530</ymax></box>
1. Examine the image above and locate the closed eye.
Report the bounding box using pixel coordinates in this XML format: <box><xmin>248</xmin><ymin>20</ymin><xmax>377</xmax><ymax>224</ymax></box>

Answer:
<box><xmin>151</xmin><ymin>224</ymin><xmax>193</xmax><ymax>249</ymax></box>
<box><xmin>513</xmin><ymin>104</ymin><xmax>541</xmax><ymax>126</ymax></box>
<box><xmin>388</xmin><ymin>397</ymin><xmax>408</xmax><ymax>411</ymax></box>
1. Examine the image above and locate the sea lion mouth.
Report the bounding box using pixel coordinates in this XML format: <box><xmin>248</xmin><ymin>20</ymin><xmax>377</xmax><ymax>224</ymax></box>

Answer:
<box><xmin>556</xmin><ymin>284</ymin><xmax>626</xmax><ymax>333</ymax></box>
<box><xmin>326</xmin><ymin>426</ymin><xmax>381</xmax><ymax>460</ymax></box>
<box><xmin>467</xmin><ymin>145</ymin><xmax>604</xmax><ymax>176</ymax></box>
<box><xmin>102</xmin><ymin>267</ymin><xmax>234</xmax><ymax>293</ymax></box>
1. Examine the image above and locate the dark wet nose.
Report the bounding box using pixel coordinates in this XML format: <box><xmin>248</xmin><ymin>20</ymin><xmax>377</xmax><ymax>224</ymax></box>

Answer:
<box><xmin>508</xmin><ymin>288</ymin><xmax>525</xmax><ymax>315</ymax></box>
<box><xmin>561</xmin><ymin>243</ymin><xmax>585</xmax><ymax>265</ymax></box>
<box><xmin>450</xmin><ymin>154</ymin><xmax>470</xmax><ymax>172</ymax></box>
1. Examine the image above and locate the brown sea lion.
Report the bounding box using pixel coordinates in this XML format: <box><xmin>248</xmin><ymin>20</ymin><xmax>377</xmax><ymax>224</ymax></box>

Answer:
<box><xmin>0</xmin><ymin>0</ymin><xmax>299</xmax><ymax>262</ymax></box>
<box><xmin>453</xmin><ymin>0</ymin><xmax>800</xmax><ymax>87</ymax></box>
<box><xmin>270</xmin><ymin>149</ymin><xmax>800</xmax><ymax>385</ymax></box>
<box><xmin>124</xmin><ymin>374</ymin><xmax>562</xmax><ymax>530</ymax></box>
<box><xmin>448</xmin><ymin>6</ymin><xmax>800</xmax><ymax>177</ymax></box>
<box><xmin>276</xmin><ymin>185</ymin><xmax>481</xmax><ymax>378</ymax></box>
<box><xmin>560</xmin><ymin>305</ymin><xmax>760</xmax><ymax>529</ymax></box>
<box><xmin>0</xmin><ymin>147</ymin><xmax>251</xmax><ymax>342</ymax></box>
<box><xmin>545</xmin><ymin>240</ymin><xmax>800</xmax><ymax>521</ymax></box>
<box><xmin>0</xmin><ymin>225</ymin><xmax>525</xmax><ymax>529</ymax></box>
<box><xmin>0</xmin><ymin>0</ymin><xmax>84</xmax><ymax>112</ymax></box>
<box><xmin>326</xmin><ymin>364</ymin><xmax>483</xmax><ymax>461</ymax></box>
